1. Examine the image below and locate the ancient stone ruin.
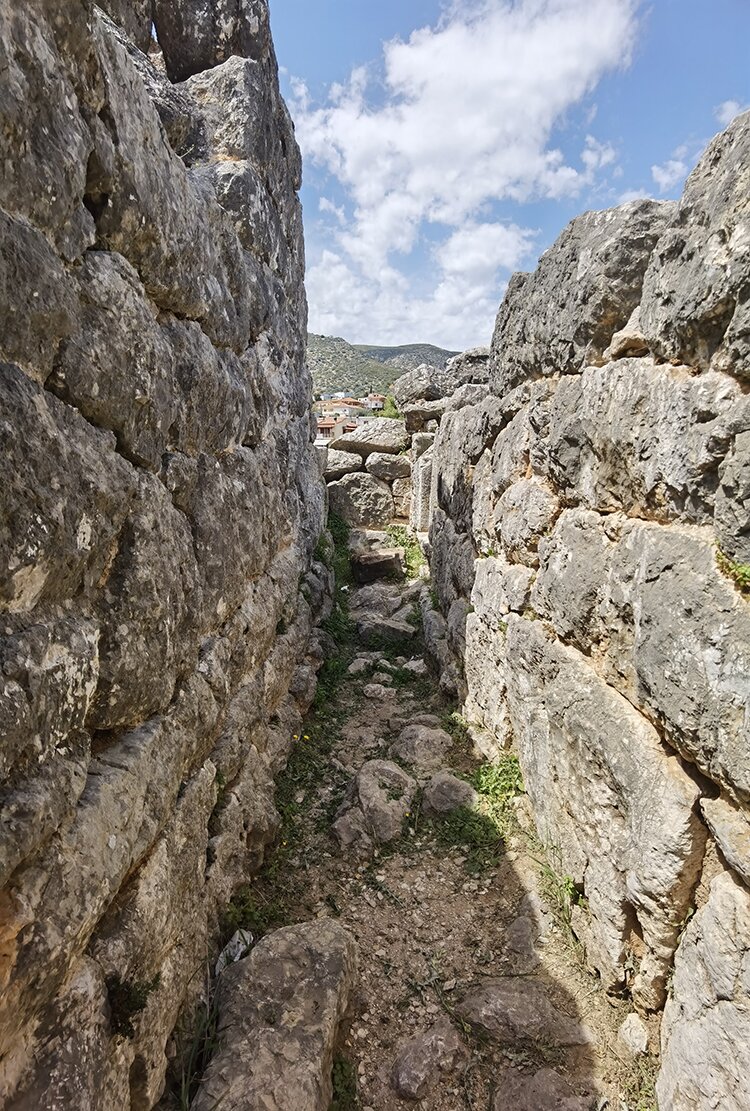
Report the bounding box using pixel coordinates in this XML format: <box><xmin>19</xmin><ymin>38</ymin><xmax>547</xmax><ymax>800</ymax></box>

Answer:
<box><xmin>0</xmin><ymin>2</ymin><xmax>748</xmax><ymax>1109</ymax></box>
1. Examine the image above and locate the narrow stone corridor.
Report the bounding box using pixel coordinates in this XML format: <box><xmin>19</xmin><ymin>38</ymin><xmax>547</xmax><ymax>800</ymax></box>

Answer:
<box><xmin>195</xmin><ymin>523</ymin><xmax>658</xmax><ymax>1111</ymax></box>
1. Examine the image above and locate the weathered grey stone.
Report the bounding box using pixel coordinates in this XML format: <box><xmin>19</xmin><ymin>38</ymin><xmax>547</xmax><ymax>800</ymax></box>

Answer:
<box><xmin>351</xmin><ymin>548</ymin><xmax>405</xmax><ymax>585</ymax></box>
<box><xmin>716</xmin><ymin>429</ymin><xmax>750</xmax><ymax>563</ymax></box>
<box><xmin>154</xmin><ymin>0</ymin><xmax>273</xmax><ymax>83</ymax></box>
<box><xmin>538</xmin><ymin>359</ymin><xmax>745</xmax><ymax>524</ymax></box>
<box><xmin>331</xmin><ymin>417</ymin><xmax>410</xmax><ymax>458</ymax></box>
<box><xmin>390</xmin><ymin>724</ymin><xmax>453</xmax><ymax>774</ymax></box>
<box><xmin>504</xmin><ymin>616</ymin><xmax>705</xmax><ymax>1009</ymax></box>
<box><xmin>327</xmin><ymin>473</ymin><xmax>395</xmax><ymax>528</ymax></box>
<box><xmin>366</xmin><ymin>451</ymin><xmax>411</xmax><ymax>481</ymax></box>
<box><xmin>641</xmin><ymin>109</ymin><xmax>750</xmax><ymax>379</ymax></box>
<box><xmin>423</xmin><ymin>772</ymin><xmax>478</xmax><ymax>817</ymax></box>
<box><xmin>608</xmin><ymin>306</ymin><xmax>650</xmax><ymax>359</ymax></box>
<box><xmin>333</xmin><ymin>760</ymin><xmax>416</xmax><ymax>848</ymax></box>
<box><xmin>618</xmin><ymin>1013</ymin><xmax>649</xmax><ymax>1057</ymax></box>
<box><xmin>191</xmin><ymin>921</ymin><xmax>358</xmax><ymax>1111</ymax></box>
<box><xmin>325</xmin><ymin>448</ymin><xmax>363</xmax><ymax>481</ymax></box>
<box><xmin>392</xmin><ymin>476</ymin><xmax>412</xmax><ymax>519</ymax></box>
<box><xmin>393</xmin><ymin>364</ymin><xmax>451</xmax><ymax>408</ymax></box>
<box><xmin>533</xmin><ymin>514</ymin><xmax>750</xmax><ymax>801</ymax></box>
<box><xmin>457</xmin><ymin>978</ymin><xmax>593</xmax><ymax>1047</ymax></box>
<box><xmin>390</xmin><ymin>1019</ymin><xmax>469</xmax><ymax>1101</ymax></box>
<box><xmin>491</xmin><ymin>1068</ymin><xmax>591</xmax><ymax>1111</ymax></box>
<box><xmin>495</xmin><ymin>478</ymin><xmax>560</xmax><ymax>567</ymax></box>
<box><xmin>490</xmin><ymin>200</ymin><xmax>676</xmax><ymax>397</ymax></box>
<box><xmin>700</xmin><ymin>796</ymin><xmax>750</xmax><ymax>888</ymax></box>
<box><xmin>100</xmin><ymin>0</ymin><xmax>153</xmax><ymax>53</ymax></box>
<box><xmin>657</xmin><ymin>871</ymin><xmax>750</xmax><ymax>1111</ymax></box>
<box><xmin>444</xmin><ymin>346</ymin><xmax>490</xmax><ymax>384</ymax></box>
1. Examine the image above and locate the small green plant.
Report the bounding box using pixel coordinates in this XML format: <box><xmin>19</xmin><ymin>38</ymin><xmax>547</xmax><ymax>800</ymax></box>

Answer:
<box><xmin>621</xmin><ymin>1053</ymin><xmax>659</xmax><ymax>1111</ymax></box>
<box><xmin>177</xmin><ymin>984</ymin><xmax>223</xmax><ymax>1110</ymax></box>
<box><xmin>329</xmin><ymin>1055</ymin><xmax>358</xmax><ymax>1110</ymax></box>
<box><xmin>223</xmin><ymin>885</ymin><xmax>287</xmax><ymax>940</ymax></box>
<box><xmin>385</xmin><ymin>525</ymin><xmax>426</xmax><ymax>580</ymax></box>
<box><xmin>381</xmin><ymin>395</ymin><xmax>403</xmax><ymax>420</ymax></box>
<box><xmin>314</xmin><ymin>531</ymin><xmax>334</xmax><ymax>567</ymax></box>
<box><xmin>431</xmin><ymin>755</ymin><xmax>524</xmax><ymax>871</ymax></box>
<box><xmin>716</xmin><ymin>546</ymin><xmax>750</xmax><ymax>594</ymax></box>
<box><xmin>107</xmin><ymin>973</ymin><xmax>161</xmax><ymax>1038</ymax></box>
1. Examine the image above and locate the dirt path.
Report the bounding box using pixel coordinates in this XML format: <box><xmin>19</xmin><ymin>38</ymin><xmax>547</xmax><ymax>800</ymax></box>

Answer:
<box><xmin>232</xmin><ymin>527</ymin><xmax>657</xmax><ymax>1111</ymax></box>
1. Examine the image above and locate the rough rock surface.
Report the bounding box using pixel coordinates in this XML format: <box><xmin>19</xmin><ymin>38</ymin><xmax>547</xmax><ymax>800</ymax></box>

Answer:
<box><xmin>325</xmin><ymin>448</ymin><xmax>364</xmax><ymax>481</ymax></box>
<box><xmin>390</xmin><ymin>724</ymin><xmax>454</xmax><ymax>775</ymax></box>
<box><xmin>422</xmin><ymin>772</ymin><xmax>478</xmax><ymax>817</ymax></box>
<box><xmin>390</xmin><ymin>1018</ymin><xmax>469</xmax><ymax>1101</ymax></box>
<box><xmin>640</xmin><ymin>108</ymin><xmax>750</xmax><ymax>378</ymax></box>
<box><xmin>191</xmin><ymin>921</ymin><xmax>358</xmax><ymax>1111</ymax></box>
<box><xmin>333</xmin><ymin>760</ymin><xmax>417</xmax><ymax>850</ymax></box>
<box><xmin>327</xmin><ymin>472</ymin><xmax>396</xmax><ymax>528</ymax></box>
<box><xmin>657</xmin><ymin>872</ymin><xmax>750</xmax><ymax>1111</ymax></box>
<box><xmin>331</xmin><ymin>417</ymin><xmax>410</xmax><ymax>457</ymax></box>
<box><xmin>491</xmin><ymin>1068</ymin><xmax>591</xmax><ymax>1111</ymax></box>
<box><xmin>457</xmin><ymin>978</ymin><xmax>592</xmax><ymax>1047</ymax></box>
<box><xmin>0</xmin><ymin>3</ymin><xmax>327</xmax><ymax>1105</ymax></box>
<box><xmin>421</xmin><ymin>111</ymin><xmax>750</xmax><ymax>1103</ymax></box>
<box><xmin>489</xmin><ymin>200</ymin><xmax>676</xmax><ymax>396</ymax></box>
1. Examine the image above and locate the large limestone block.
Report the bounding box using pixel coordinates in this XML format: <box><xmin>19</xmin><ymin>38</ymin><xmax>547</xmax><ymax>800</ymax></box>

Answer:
<box><xmin>504</xmin><ymin>616</ymin><xmax>705</xmax><ymax>1009</ymax></box>
<box><xmin>191</xmin><ymin>921</ymin><xmax>357</xmax><ymax>1111</ymax></box>
<box><xmin>52</xmin><ymin>251</ymin><xmax>177</xmax><ymax>471</ymax></box>
<box><xmin>0</xmin><ymin>364</ymin><xmax>137</xmax><ymax>615</ymax></box>
<box><xmin>327</xmin><ymin>472</ymin><xmax>395</xmax><ymax>528</ymax></box>
<box><xmin>539</xmin><ymin>358</ymin><xmax>746</xmax><ymax>526</ymax></box>
<box><xmin>494</xmin><ymin>477</ymin><xmax>560</xmax><ymax>567</ymax></box>
<box><xmin>657</xmin><ymin>871</ymin><xmax>750</xmax><ymax>1110</ymax></box>
<box><xmin>331</xmin><ymin>417</ymin><xmax>409</xmax><ymax>458</ymax></box>
<box><xmin>716</xmin><ymin>428</ymin><xmax>750</xmax><ymax>563</ymax></box>
<box><xmin>324</xmin><ymin>448</ymin><xmax>363</xmax><ymax>481</ymax></box>
<box><xmin>534</xmin><ymin>513</ymin><xmax>750</xmax><ymax>801</ymax></box>
<box><xmin>0</xmin><ymin>210</ymin><xmax>79</xmax><ymax>382</ymax></box>
<box><xmin>154</xmin><ymin>0</ymin><xmax>273</xmax><ymax>83</ymax></box>
<box><xmin>366</xmin><ymin>451</ymin><xmax>411</xmax><ymax>481</ymax></box>
<box><xmin>641</xmin><ymin>109</ymin><xmax>750</xmax><ymax>379</ymax></box>
<box><xmin>92</xmin><ymin>16</ymin><xmax>264</xmax><ymax>351</ymax></box>
<box><xmin>393</xmin><ymin>363</ymin><xmax>451</xmax><ymax>407</ymax></box>
<box><xmin>444</xmin><ymin>346</ymin><xmax>490</xmax><ymax>384</ymax></box>
<box><xmin>490</xmin><ymin>200</ymin><xmax>675</xmax><ymax>397</ymax></box>
<box><xmin>0</xmin><ymin>1</ymin><xmax>95</xmax><ymax>257</ymax></box>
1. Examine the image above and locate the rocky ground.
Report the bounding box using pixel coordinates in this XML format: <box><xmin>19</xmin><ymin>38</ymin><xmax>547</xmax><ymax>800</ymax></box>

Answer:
<box><xmin>196</xmin><ymin>524</ymin><xmax>659</xmax><ymax>1111</ymax></box>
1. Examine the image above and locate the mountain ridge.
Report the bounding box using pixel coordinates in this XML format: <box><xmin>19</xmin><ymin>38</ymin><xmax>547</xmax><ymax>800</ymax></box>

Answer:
<box><xmin>308</xmin><ymin>333</ymin><xmax>458</xmax><ymax>396</ymax></box>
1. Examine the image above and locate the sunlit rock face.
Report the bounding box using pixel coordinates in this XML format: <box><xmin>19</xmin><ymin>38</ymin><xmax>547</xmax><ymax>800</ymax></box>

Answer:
<box><xmin>422</xmin><ymin>112</ymin><xmax>750</xmax><ymax>1107</ymax></box>
<box><xmin>0</xmin><ymin>1</ymin><xmax>328</xmax><ymax>1104</ymax></box>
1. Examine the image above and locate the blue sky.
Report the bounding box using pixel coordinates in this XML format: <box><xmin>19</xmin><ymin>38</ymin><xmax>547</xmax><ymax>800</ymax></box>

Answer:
<box><xmin>269</xmin><ymin>0</ymin><xmax>750</xmax><ymax>350</ymax></box>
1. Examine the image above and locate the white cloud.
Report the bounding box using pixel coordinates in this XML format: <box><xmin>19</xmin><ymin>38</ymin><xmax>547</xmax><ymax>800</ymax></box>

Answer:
<box><xmin>319</xmin><ymin>197</ymin><xmax>346</xmax><ymax>225</ymax></box>
<box><xmin>292</xmin><ymin>0</ymin><xmax>639</xmax><ymax>347</ymax></box>
<box><xmin>651</xmin><ymin>158</ymin><xmax>688</xmax><ymax>194</ymax></box>
<box><xmin>715</xmin><ymin>99</ymin><xmax>749</xmax><ymax>128</ymax></box>
<box><xmin>618</xmin><ymin>187</ymin><xmax>650</xmax><ymax>203</ymax></box>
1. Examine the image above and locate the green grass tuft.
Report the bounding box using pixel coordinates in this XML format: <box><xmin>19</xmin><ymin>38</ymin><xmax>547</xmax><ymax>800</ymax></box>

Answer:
<box><xmin>385</xmin><ymin>525</ymin><xmax>426</xmax><ymax>580</ymax></box>
<box><xmin>329</xmin><ymin>1056</ymin><xmax>358</xmax><ymax>1110</ymax></box>
<box><xmin>716</xmin><ymin>545</ymin><xmax>750</xmax><ymax>594</ymax></box>
<box><xmin>107</xmin><ymin>973</ymin><xmax>161</xmax><ymax>1039</ymax></box>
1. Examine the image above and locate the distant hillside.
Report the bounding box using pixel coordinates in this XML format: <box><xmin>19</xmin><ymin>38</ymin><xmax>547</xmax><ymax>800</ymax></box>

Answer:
<box><xmin>307</xmin><ymin>334</ymin><xmax>458</xmax><ymax>397</ymax></box>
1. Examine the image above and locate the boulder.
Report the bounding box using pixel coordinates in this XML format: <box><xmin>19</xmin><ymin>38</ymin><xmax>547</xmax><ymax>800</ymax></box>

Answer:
<box><xmin>351</xmin><ymin>548</ymin><xmax>405</xmax><ymax>585</ymax></box>
<box><xmin>331</xmin><ymin>417</ymin><xmax>410</xmax><ymax>457</ymax></box>
<box><xmin>422</xmin><ymin>772</ymin><xmax>479</xmax><ymax>818</ymax></box>
<box><xmin>390</xmin><ymin>724</ymin><xmax>453</xmax><ymax>774</ymax></box>
<box><xmin>492</xmin><ymin>1068</ymin><xmax>591</xmax><ymax>1111</ymax></box>
<box><xmin>490</xmin><ymin>199</ymin><xmax>676</xmax><ymax>397</ymax></box>
<box><xmin>641</xmin><ymin>109</ymin><xmax>750</xmax><ymax>379</ymax></box>
<box><xmin>191</xmin><ymin>921</ymin><xmax>358</xmax><ymax>1111</ymax></box>
<box><xmin>325</xmin><ymin>448</ymin><xmax>363</xmax><ymax>481</ymax></box>
<box><xmin>333</xmin><ymin>760</ymin><xmax>417</xmax><ymax>848</ymax></box>
<box><xmin>154</xmin><ymin>0</ymin><xmax>273</xmax><ymax>82</ymax></box>
<box><xmin>393</xmin><ymin>364</ymin><xmax>452</xmax><ymax>408</ymax></box>
<box><xmin>700</xmin><ymin>796</ymin><xmax>750</xmax><ymax>888</ymax></box>
<box><xmin>327</xmin><ymin>473</ymin><xmax>395</xmax><ymax>528</ymax></box>
<box><xmin>392</xmin><ymin>477</ymin><xmax>412</xmax><ymax>519</ymax></box>
<box><xmin>618</xmin><ymin>1013</ymin><xmax>649</xmax><ymax>1057</ymax></box>
<box><xmin>366</xmin><ymin>451</ymin><xmax>411</xmax><ymax>481</ymax></box>
<box><xmin>390</xmin><ymin>1019</ymin><xmax>469</xmax><ymax>1101</ymax></box>
<box><xmin>457</xmin><ymin>978</ymin><xmax>593</xmax><ymax>1047</ymax></box>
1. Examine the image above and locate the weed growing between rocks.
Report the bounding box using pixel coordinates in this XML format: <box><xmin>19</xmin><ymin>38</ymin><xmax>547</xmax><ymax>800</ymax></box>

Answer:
<box><xmin>430</xmin><ymin>755</ymin><xmax>524</xmax><ymax>872</ymax></box>
<box><xmin>716</xmin><ymin>544</ymin><xmax>750</xmax><ymax>594</ymax></box>
<box><xmin>176</xmin><ymin>980</ymin><xmax>222</xmax><ymax>1111</ymax></box>
<box><xmin>385</xmin><ymin>524</ymin><xmax>426</xmax><ymax>579</ymax></box>
<box><xmin>107</xmin><ymin>973</ymin><xmax>161</xmax><ymax>1039</ymax></box>
<box><xmin>329</xmin><ymin>1055</ymin><xmax>359</xmax><ymax>1110</ymax></box>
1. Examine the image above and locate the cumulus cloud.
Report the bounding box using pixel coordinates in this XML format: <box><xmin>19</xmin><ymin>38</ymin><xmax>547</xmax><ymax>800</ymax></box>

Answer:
<box><xmin>651</xmin><ymin>158</ymin><xmax>688</xmax><ymax>195</ymax></box>
<box><xmin>292</xmin><ymin>0</ymin><xmax>638</xmax><ymax>347</ymax></box>
<box><xmin>715</xmin><ymin>99</ymin><xmax>749</xmax><ymax>128</ymax></box>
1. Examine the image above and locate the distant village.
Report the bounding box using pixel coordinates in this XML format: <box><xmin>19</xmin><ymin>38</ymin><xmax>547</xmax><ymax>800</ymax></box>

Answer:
<box><xmin>312</xmin><ymin>391</ymin><xmax>387</xmax><ymax>445</ymax></box>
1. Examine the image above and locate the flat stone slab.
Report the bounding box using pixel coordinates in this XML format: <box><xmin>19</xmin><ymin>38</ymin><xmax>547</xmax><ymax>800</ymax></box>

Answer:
<box><xmin>191</xmin><ymin>920</ymin><xmax>358</xmax><ymax>1111</ymax></box>
<box><xmin>390</xmin><ymin>1018</ymin><xmax>469</xmax><ymax>1100</ymax></box>
<box><xmin>331</xmin><ymin>417</ymin><xmax>409</xmax><ymax>457</ymax></box>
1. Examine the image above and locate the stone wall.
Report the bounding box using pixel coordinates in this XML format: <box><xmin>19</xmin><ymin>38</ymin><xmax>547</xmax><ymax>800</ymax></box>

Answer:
<box><xmin>0</xmin><ymin>2</ymin><xmax>327</xmax><ymax>1106</ymax></box>
<box><xmin>423</xmin><ymin>113</ymin><xmax>750</xmax><ymax>1107</ymax></box>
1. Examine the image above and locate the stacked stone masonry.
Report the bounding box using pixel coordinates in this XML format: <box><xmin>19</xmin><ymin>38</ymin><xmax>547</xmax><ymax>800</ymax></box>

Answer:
<box><xmin>420</xmin><ymin>111</ymin><xmax>750</xmax><ymax>1109</ymax></box>
<box><xmin>0</xmin><ymin>1</ymin><xmax>327</xmax><ymax>1106</ymax></box>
